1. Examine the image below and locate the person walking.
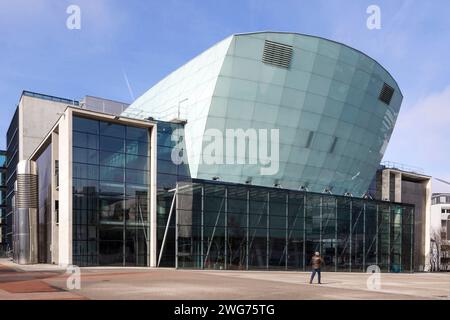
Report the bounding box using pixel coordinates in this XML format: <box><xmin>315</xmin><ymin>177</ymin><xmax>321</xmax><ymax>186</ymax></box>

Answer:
<box><xmin>309</xmin><ymin>252</ymin><xmax>324</xmax><ymax>284</ymax></box>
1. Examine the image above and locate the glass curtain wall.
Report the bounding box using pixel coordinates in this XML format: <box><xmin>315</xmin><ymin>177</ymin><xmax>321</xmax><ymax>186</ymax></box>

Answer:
<box><xmin>36</xmin><ymin>144</ymin><xmax>52</xmax><ymax>263</ymax></box>
<box><xmin>0</xmin><ymin>151</ymin><xmax>6</xmax><ymax>249</ymax></box>
<box><xmin>156</xmin><ymin>121</ymin><xmax>191</xmax><ymax>267</ymax></box>
<box><xmin>72</xmin><ymin>116</ymin><xmax>150</xmax><ymax>266</ymax></box>
<box><xmin>175</xmin><ymin>180</ymin><xmax>414</xmax><ymax>272</ymax></box>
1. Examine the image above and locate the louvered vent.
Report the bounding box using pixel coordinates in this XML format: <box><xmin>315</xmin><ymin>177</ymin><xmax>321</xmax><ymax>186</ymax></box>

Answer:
<box><xmin>379</xmin><ymin>83</ymin><xmax>394</xmax><ymax>105</ymax></box>
<box><xmin>16</xmin><ymin>174</ymin><xmax>38</xmax><ymax>209</ymax></box>
<box><xmin>262</xmin><ymin>40</ymin><xmax>293</xmax><ymax>69</ymax></box>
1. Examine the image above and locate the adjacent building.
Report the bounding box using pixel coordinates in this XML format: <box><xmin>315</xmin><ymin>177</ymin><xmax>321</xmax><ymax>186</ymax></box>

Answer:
<box><xmin>4</xmin><ymin>91</ymin><xmax>128</xmax><ymax>250</ymax></box>
<box><xmin>5</xmin><ymin>32</ymin><xmax>419</xmax><ymax>272</ymax></box>
<box><xmin>369</xmin><ymin>162</ymin><xmax>432</xmax><ymax>271</ymax></box>
<box><xmin>0</xmin><ymin>150</ymin><xmax>6</xmax><ymax>252</ymax></box>
<box><xmin>431</xmin><ymin>193</ymin><xmax>450</xmax><ymax>271</ymax></box>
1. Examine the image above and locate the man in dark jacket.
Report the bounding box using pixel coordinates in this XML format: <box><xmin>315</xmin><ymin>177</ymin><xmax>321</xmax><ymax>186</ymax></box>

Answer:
<box><xmin>309</xmin><ymin>252</ymin><xmax>324</xmax><ymax>284</ymax></box>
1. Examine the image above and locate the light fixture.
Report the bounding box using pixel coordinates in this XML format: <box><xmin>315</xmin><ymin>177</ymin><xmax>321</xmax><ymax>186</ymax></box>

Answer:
<box><xmin>299</xmin><ymin>185</ymin><xmax>309</xmax><ymax>192</ymax></box>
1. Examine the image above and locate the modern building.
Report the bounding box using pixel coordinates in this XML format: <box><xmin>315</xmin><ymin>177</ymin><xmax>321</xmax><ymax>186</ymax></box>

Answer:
<box><xmin>19</xmin><ymin>105</ymin><xmax>413</xmax><ymax>272</ymax></box>
<box><xmin>0</xmin><ymin>150</ymin><xmax>6</xmax><ymax>252</ymax></box>
<box><xmin>124</xmin><ymin>32</ymin><xmax>403</xmax><ymax>197</ymax></box>
<box><xmin>4</xmin><ymin>91</ymin><xmax>128</xmax><ymax>250</ymax></box>
<box><xmin>431</xmin><ymin>193</ymin><xmax>450</xmax><ymax>271</ymax></box>
<box><xmin>6</xmin><ymin>32</ymin><xmax>417</xmax><ymax>272</ymax></box>
<box><xmin>368</xmin><ymin>162</ymin><xmax>431</xmax><ymax>271</ymax></box>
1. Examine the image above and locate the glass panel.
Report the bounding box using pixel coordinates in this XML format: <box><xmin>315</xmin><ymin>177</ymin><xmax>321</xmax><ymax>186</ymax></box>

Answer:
<box><xmin>73</xmin><ymin>117</ymin><xmax>99</xmax><ymax>134</ymax></box>
<box><xmin>100</xmin><ymin>121</ymin><xmax>125</xmax><ymax>138</ymax></box>
<box><xmin>72</xmin><ymin>116</ymin><xmax>150</xmax><ymax>267</ymax></box>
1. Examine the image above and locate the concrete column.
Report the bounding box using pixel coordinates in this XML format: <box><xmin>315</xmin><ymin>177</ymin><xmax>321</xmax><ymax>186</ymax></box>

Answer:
<box><xmin>149</xmin><ymin>125</ymin><xmax>158</xmax><ymax>267</ymax></box>
<box><xmin>57</xmin><ymin>109</ymin><xmax>72</xmax><ymax>267</ymax></box>
<box><xmin>51</xmin><ymin>132</ymin><xmax>59</xmax><ymax>264</ymax></box>
<box><xmin>381</xmin><ymin>170</ymin><xmax>390</xmax><ymax>201</ymax></box>
<box><xmin>394</xmin><ymin>172</ymin><xmax>402</xmax><ymax>203</ymax></box>
<box><xmin>423</xmin><ymin>179</ymin><xmax>432</xmax><ymax>271</ymax></box>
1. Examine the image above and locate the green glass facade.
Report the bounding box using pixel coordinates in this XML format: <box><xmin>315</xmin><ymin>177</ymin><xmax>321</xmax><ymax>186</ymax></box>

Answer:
<box><xmin>173</xmin><ymin>180</ymin><xmax>414</xmax><ymax>272</ymax></box>
<box><xmin>124</xmin><ymin>32</ymin><xmax>403</xmax><ymax>197</ymax></box>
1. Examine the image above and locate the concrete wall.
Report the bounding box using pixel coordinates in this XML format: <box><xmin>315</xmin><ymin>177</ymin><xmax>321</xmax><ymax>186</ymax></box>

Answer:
<box><xmin>57</xmin><ymin>109</ymin><xmax>73</xmax><ymax>266</ymax></box>
<box><xmin>19</xmin><ymin>95</ymin><xmax>70</xmax><ymax>162</ymax></box>
<box><xmin>375</xmin><ymin>168</ymin><xmax>431</xmax><ymax>271</ymax></box>
<box><xmin>51</xmin><ymin>132</ymin><xmax>59</xmax><ymax>264</ymax></box>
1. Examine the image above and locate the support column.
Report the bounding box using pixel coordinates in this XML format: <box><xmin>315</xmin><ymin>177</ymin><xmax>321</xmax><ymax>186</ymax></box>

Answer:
<box><xmin>349</xmin><ymin>200</ymin><xmax>352</xmax><ymax>272</ymax></box>
<box><xmin>246</xmin><ymin>189</ymin><xmax>249</xmax><ymax>271</ymax></box>
<box><xmin>394</xmin><ymin>172</ymin><xmax>402</xmax><ymax>203</ymax></box>
<box><xmin>285</xmin><ymin>193</ymin><xmax>289</xmax><ymax>270</ymax></box>
<box><xmin>335</xmin><ymin>198</ymin><xmax>338</xmax><ymax>272</ymax></box>
<box><xmin>201</xmin><ymin>186</ymin><xmax>204</xmax><ymax>269</ymax></box>
<box><xmin>381</xmin><ymin>170</ymin><xmax>390</xmax><ymax>201</ymax></box>
<box><xmin>303</xmin><ymin>193</ymin><xmax>307</xmax><ymax>271</ymax></box>
<box><xmin>363</xmin><ymin>203</ymin><xmax>366</xmax><ymax>271</ymax></box>
<box><xmin>175</xmin><ymin>185</ymin><xmax>179</xmax><ymax>269</ymax></box>
<box><xmin>224</xmin><ymin>187</ymin><xmax>228</xmax><ymax>270</ymax></box>
<box><xmin>266</xmin><ymin>191</ymin><xmax>270</xmax><ymax>270</ymax></box>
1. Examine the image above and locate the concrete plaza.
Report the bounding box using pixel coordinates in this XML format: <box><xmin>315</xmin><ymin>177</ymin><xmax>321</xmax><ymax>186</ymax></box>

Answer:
<box><xmin>0</xmin><ymin>259</ymin><xmax>449</xmax><ymax>300</ymax></box>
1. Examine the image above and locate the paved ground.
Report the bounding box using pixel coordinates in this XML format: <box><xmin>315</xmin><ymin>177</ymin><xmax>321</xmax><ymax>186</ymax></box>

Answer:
<box><xmin>0</xmin><ymin>258</ymin><xmax>449</xmax><ymax>300</ymax></box>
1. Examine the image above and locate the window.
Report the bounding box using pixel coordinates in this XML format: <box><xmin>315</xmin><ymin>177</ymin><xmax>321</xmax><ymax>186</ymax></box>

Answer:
<box><xmin>55</xmin><ymin>160</ymin><xmax>59</xmax><ymax>189</ymax></box>
<box><xmin>55</xmin><ymin>200</ymin><xmax>59</xmax><ymax>224</ymax></box>
<box><xmin>72</xmin><ymin>115</ymin><xmax>150</xmax><ymax>267</ymax></box>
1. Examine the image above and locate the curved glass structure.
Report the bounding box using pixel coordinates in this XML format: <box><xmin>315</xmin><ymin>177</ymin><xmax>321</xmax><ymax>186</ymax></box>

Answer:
<box><xmin>123</xmin><ymin>32</ymin><xmax>403</xmax><ymax>196</ymax></box>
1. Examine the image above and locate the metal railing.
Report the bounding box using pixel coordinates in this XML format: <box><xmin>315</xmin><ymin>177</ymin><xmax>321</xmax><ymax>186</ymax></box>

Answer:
<box><xmin>380</xmin><ymin>161</ymin><xmax>425</xmax><ymax>174</ymax></box>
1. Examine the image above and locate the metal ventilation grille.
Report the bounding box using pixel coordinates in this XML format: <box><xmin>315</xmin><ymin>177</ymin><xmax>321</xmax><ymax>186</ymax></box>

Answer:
<box><xmin>379</xmin><ymin>83</ymin><xmax>394</xmax><ymax>105</ymax></box>
<box><xmin>262</xmin><ymin>40</ymin><xmax>293</xmax><ymax>69</ymax></box>
<box><xmin>16</xmin><ymin>174</ymin><xmax>38</xmax><ymax>209</ymax></box>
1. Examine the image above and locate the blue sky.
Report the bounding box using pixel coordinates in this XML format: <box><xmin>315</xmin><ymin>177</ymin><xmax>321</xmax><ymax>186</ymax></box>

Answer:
<box><xmin>0</xmin><ymin>0</ymin><xmax>449</xmax><ymax>191</ymax></box>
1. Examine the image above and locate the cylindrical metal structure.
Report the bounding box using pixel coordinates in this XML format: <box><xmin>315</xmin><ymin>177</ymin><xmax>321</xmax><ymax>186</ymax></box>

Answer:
<box><xmin>14</xmin><ymin>160</ymin><xmax>38</xmax><ymax>265</ymax></box>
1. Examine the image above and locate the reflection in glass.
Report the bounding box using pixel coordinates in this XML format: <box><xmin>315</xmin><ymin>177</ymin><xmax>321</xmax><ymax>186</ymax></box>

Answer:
<box><xmin>72</xmin><ymin>116</ymin><xmax>150</xmax><ymax>266</ymax></box>
<box><xmin>174</xmin><ymin>181</ymin><xmax>414</xmax><ymax>272</ymax></box>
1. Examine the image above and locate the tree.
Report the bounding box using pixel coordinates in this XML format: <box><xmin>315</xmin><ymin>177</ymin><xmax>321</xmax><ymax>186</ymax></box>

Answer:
<box><xmin>430</xmin><ymin>227</ymin><xmax>443</xmax><ymax>272</ymax></box>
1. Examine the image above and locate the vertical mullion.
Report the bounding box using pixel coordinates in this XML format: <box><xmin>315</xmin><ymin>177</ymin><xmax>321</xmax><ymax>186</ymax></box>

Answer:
<box><xmin>388</xmin><ymin>205</ymin><xmax>391</xmax><ymax>272</ymax></box>
<box><xmin>411</xmin><ymin>207</ymin><xmax>414</xmax><ymax>272</ymax></box>
<box><xmin>246</xmin><ymin>189</ymin><xmax>249</xmax><ymax>271</ymax></box>
<box><xmin>349</xmin><ymin>200</ymin><xmax>352</xmax><ymax>272</ymax></box>
<box><xmin>266</xmin><ymin>191</ymin><xmax>270</xmax><ymax>270</ymax></box>
<box><xmin>201</xmin><ymin>185</ymin><xmax>204</xmax><ymax>269</ymax></box>
<box><xmin>123</xmin><ymin>142</ymin><xmax>126</xmax><ymax>267</ymax></box>
<box><xmin>335</xmin><ymin>198</ymin><xmax>338</xmax><ymax>272</ymax></box>
<box><xmin>285</xmin><ymin>193</ymin><xmax>289</xmax><ymax>270</ymax></box>
<box><xmin>303</xmin><ymin>193</ymin><xmax>306</xmax><ymax>271</ymax></box>
<box><xmin>224</xmin><ymin>187</ymin><xmax>228</xmax><ymax>270</ymax></box>
<box><xmin>376</xmin><ymin>204</ymin><xmax>379</xmax><ymax>267</ymax></box>
<box><xmin>319</xmin><ymin>196</ymin><xmax>323</xmax><ymax>256</ymax></box>
<box><xmin>175</xmin><ymin>185</ymin><xmax>179</xmax><ymax>269</ymax></box>
<box><xmin>363</xmin><ymin>203</ymin><xmax>366</xmax><ymax>271</ymax></box>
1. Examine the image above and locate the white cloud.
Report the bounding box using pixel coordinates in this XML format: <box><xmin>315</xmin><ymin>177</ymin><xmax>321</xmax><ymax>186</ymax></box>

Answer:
<box><xmin>384</xmin><ymin>85</ymin><xmax>450</xmax><ymax>192</ymax></box>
